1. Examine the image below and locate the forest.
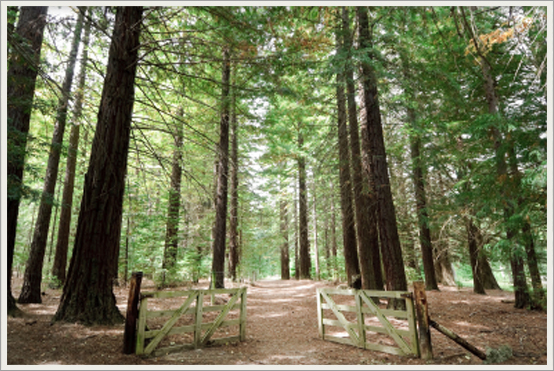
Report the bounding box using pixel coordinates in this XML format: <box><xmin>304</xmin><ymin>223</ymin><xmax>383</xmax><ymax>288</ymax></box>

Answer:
<box><xmin>5</xmin><ymin>5</ymin><xmax>549</xmax><ymax>366</ymax></box>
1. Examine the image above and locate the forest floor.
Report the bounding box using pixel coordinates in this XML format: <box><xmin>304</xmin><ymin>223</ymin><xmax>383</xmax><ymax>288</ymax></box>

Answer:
<box><xmin>6</xmin><ymin>277</ymin><xmax>549</xmax><ymax>366</ymax></box>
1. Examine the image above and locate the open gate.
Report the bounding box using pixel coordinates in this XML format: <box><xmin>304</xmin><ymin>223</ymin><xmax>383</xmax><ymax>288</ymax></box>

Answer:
<box><xmin>135</xmin><ymin>287</ymin><xmax>247</xmax><ymax>357</ymax></box>
<box><xmin>317</xmin><ymin>288</ymin><xmax>419</xmax><ymax>357</ymax></box>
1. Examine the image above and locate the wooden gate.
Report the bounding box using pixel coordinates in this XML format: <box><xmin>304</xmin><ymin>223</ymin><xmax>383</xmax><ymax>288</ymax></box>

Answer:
<box><xmin>316</xmin><ymin>288</ymin><xmax>419</xmax><ymax>357</ymax></box>
<box><xmin>136</xmin><ymin>287</ymin><xmax>247</xmax><ymax>357</ymax></box>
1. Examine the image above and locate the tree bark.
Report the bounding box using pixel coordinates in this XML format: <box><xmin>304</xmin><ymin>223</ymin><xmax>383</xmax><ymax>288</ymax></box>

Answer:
<box><xmin>19</xmin><ymin>8</ymin><xmax>85</xmax><ymax>303</ymax></box>
<box><xmin>294</xmin><ymin>185</ymin><xmax>300</xmax><ymax>280</ymax></box>
<box><xmin>297</xmin><ymin>127</ymin><xmax>311</xmax><ymax>279</ymax></box>
<box><xmin>52</xmin><ymin>6</ymin><xmax>143</xmax><ymax>325</ymax></box>
<box><xmin>52</xmin><ymin>8</ymin><xmax>91</xmax><ymax>286</ymax></box>
<box><xmin>342</xmin><ymin>7</ymin><xmax>382</xmax><ymax>291</ymax></box>
<box><xmin>211</xmin><ymin>47</ymin><xmax>231</xmax><ymax>289</ymax></box>
<box><xmin>521</xmin><ymin>221</ymin><xmax>544</xmax><ymax>305</ymax></box>
<box><xmin>466</xmin><ymin>218</ymin><xmax>486</xmax><ymax>295</ymax></box>
<box><xmin>228</xmin><ymin>84</ymin><xmax>240</xmax><ymax>282</ymax></box>
<box><xmin>312</xmin><ymin>178</ymin><xmax>320</xmax><ymax>280</ymax></box>
<box><xmin>280</xmin><ymin>173</ymin><xmax>290</xmax><ymax>280</ymax></box>
<box><xmin>162</xmin><ymin>107</ymin><xmax>184</xmax><ymax>279</ymax></box>
<box><xmin>7</xmin><ymin>6</ymin><xmax>49</xmax><ymax>314</ymax></box>
<box><xmin>330</xmin><ymin>187</ymin><xmax>338</xmax><ymax>278</ymax></box>
<box><xmin>357</xmin><ymin>7</ymin><xmax>407</xmax><ymax>297</ymax></box>
<box><xmin>506</xmin><ymin>145</ymin><xmax>544</xmax><ymax>304</ymax></box>
<box><xmin>335</xmin><ymin>23</ymin><xmax>360</xmax><ymax>288</ymax></box>
<box><xmin>434</xmin><ymin>244</ymin><xmax>456</xmax><ymax>287</ymax></box>
<box><xmin>409</xmin><ymin>124</ymin><xmax>438</xmax><ymax>291</ymax></box>
<box><xmin>323</xmin><ymin>205</ymin><xmax>331</xmax><ymax>279</ymax></box>
<box><xmin>7</xmin><ymin>7</ymin><xmax>48</xmax><ymax>315</ymax></box>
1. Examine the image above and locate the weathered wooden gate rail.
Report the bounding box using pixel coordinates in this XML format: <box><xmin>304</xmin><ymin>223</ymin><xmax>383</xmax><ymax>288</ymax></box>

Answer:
<box><xmin>134</xmin><ymin>287</ymin><xmax>247</xmax><ymax>357</ymax></box>
<box><xmin>316</xmin><ymin>287</ymin><xmax>420</xmax><ymax>357</ymax></box>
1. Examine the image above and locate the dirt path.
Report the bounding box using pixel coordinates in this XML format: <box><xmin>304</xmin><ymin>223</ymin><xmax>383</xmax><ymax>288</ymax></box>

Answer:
<box><xmin>6</xmin><ymin>278</ymin><xmax>548</xmax><ymax>366</ymax></box>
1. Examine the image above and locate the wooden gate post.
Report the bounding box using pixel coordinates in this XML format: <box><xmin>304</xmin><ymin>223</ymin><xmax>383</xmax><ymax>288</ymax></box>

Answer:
<box><xmin>123</xmin><ymin>271</ymin><xmax>143</xmax><ymax>354</ymax></box>
<box><xmin>413</xmin><ymin>281</ymin><xmax>433</xmax><ymax>360</ymax></box>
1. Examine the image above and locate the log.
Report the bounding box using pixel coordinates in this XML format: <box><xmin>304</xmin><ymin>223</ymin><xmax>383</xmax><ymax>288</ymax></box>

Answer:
<box><xmin>413</xmin><ymin>281</ymin><xmax>433</xmax><ymax>360</ymax></box>
<box><xmin>429</xmin><ymin>319</ymin><xmax>487</xmax><ymax>360</ymax></box>
<box><xmin>123</xmin><ymin>271</ymin><xmax>143</xmax><ymax>354</ymax></box>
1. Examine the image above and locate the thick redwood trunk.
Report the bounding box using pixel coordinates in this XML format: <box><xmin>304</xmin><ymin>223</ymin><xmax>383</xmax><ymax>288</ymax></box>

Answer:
<box><xmin>342</xmin><ymin>7</ymin><xmax>382</xmax><ymax>291</ymax></box>
<box><xmin>53</xmin><ymin>6</ymin><xmax>143</xmax><ymax>325</ymax></box>
<box><xmin>53</xmin><ymin>10</ymin><xmax>91</xmax><ymax>285</ymax></box>
<box><xmin>357</xmin><ymin>7</ymin><xmax>407</xmax><ymax>295</ymax></box>
<box><xmin>335</xmin><ymin>23</ymin><xmax>360</xmax><ymax>288</ymax></box>
<box><xmin>7</xmin><ymin>6</ymin><xmax>48</xmax><ymax>315</ymax></box>
<box><xmin>211</xmin><ymin>47</ymin><xmax>231</xmax><ymax>289</ymax></box>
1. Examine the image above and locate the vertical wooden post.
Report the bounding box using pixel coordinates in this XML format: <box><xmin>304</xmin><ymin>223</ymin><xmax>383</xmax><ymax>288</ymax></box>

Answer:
<box><xmin>316</xmin><ymin>289</ymin><xmax>324</xmax><ymax>339</ymax></box>
<box><xmin>404</xmin><ymin>293</ymin><xmax>420</xmax><ymax>357</ymax></box>
<box><xmin>194</xmin><ymin>290</ymin><xmax>204</xmax><ymax>349</ymax></box>
<box><xmin>136</xmin><ymin>296</ymin><xmax>148</xmax><ymax>355</ymax></box>
<box><xmin>355</xmin><ymin>291</ymin><xmax>366</xmax><ymax>348</ymax></box>
<box><xmin>413</xmin><ymin>281</ymin><xmax>433</xmax><ymax>360</ymax></box>
<box><xmin>239</xmin><ymin>287</ymin><xmax>247</xmax><ymax>341</ymax></box>
<box><xmin>123</xmin><ymin>271</ymin><xmax>143</xmax><ymax>354</ymax></box>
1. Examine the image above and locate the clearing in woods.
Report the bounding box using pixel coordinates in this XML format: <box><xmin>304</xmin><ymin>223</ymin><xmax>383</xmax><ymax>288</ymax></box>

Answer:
<box><xmin>6</xmin><ymin>278</ymin><xmax>548</xmax><ymax>366</ymax></box>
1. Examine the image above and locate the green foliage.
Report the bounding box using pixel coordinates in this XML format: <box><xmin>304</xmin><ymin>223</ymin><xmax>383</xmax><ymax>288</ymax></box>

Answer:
<box><xmin>484</xmin><ymin>345</ymin><xmax>513</xmax><ymax>364</ymax></box>
<box><xmin>11</xmin><ymin>6</ymin><xmax>546</xmax><ymax>300</ymax></box>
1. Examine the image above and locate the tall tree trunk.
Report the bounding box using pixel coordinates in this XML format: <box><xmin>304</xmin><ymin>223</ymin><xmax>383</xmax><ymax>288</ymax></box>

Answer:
<box><xmin>408</xmin><ymin>121</ymin><xmax>438</xmax><ymax>291</ymax></box>
<box><xmin>506</xmin><ymin>145</ymin><xmax>544</xmax><ymax>304</ymax></box>
<box><xmin>162</xmin><ymin>107</ymin><xmax>184</xmax><ymax>280</ymax></box>
<box><xmin>330</xmin><ymin>182</ymin><xmax>338</xmax><ymax>280</ymax></box>
<box><xmin>521</xmin><ymin>221</ymin><xmax>544</xmax><ymax>305</ymax></box>
<box><xmin>468</xmin><ymin>216</ymin><xmax>502</xmax><ymax>290</ymax></box>
<box><xmin>52</xmin><ymin>9</ymin><xmax>91</xmax><ymax>286</ymax></box>
<box><xmin>342</xmin><ymin>7</ymin><xmax>382</xmax><ymax>291</ymax></box>
<box><xmin>477</xmin><ymin>252</ymin><xmax>502</xmax><ymax>291</ymax></box>
<box><xmin>357</xmin><ymin>7</ymin><xmax>407</xmax><ymax>297</ymax></box>
<box><xmin>19</xmin><ymin>8</ymin><xmax>85</xmax><ymax>303</ymax></box>
<box><xmin>7</xmin><ymin>5</ymin><xmax>48</xmax><ymax>316</ymax></box>
<box><xmin>297</xmin><ymin>127</ymin><xmax>311</xmax><ymax>279</ymax></box>
<box><xmin>280</xmin><ymin>174</ymin><xmax>290</xmax><ymax>280</ymax></box>
<box><xmin>228</xmin><ymin>83</ymin><xmax>240</xmax><ymax>282</ymax></box>
<box><xmin>434</xmin><ymin>244</ymin><xmax>456</xmax><ymax>287</ymax></box>
<box><xmin>47</xmin><ymin>184</ymin><xmax>62</xmax><ymax>264</ymax></box>
<box><xmin>466</xmin><ymin>218</ymin><xmax>486</xmax><ymax>294</ymax></box>
<box><xmin>335</xmin><ymin>33</ymin><xmax>360</xmax><ymax>288</ymax></box>
<box><xmin>53</xmin><ymin>6</ymin><xmax>143</xmax><ymax>325</ymax></box>
<box><xmin>294</xmin><ymin>180</ymin><xmax>300</xmax><ymax>279</ymax></box>
<box><xmin>459</xmin><ymin>7</ymin><xmax>530</xmax><ymax>308</ymax></box>
<box><xmin>211</xmin><ymin>47</ymin><xmax>231</xmax><ymax>289</ymax></box>
<box><xmin>323</xmin><ymin>206</ymin><xmax>331</xmax><ymax>279</ymax></box>
<box><xmin>312</xmin><ymin>178</ymin><xmax>320</xmax><ymax>280</ymax></box>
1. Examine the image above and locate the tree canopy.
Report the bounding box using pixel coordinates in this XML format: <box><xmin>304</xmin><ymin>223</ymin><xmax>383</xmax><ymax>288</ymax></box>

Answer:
<box><xmin>7</xmin><ymin>6</ymin><xmax>548</xmax><ymax>322</ymax></box>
